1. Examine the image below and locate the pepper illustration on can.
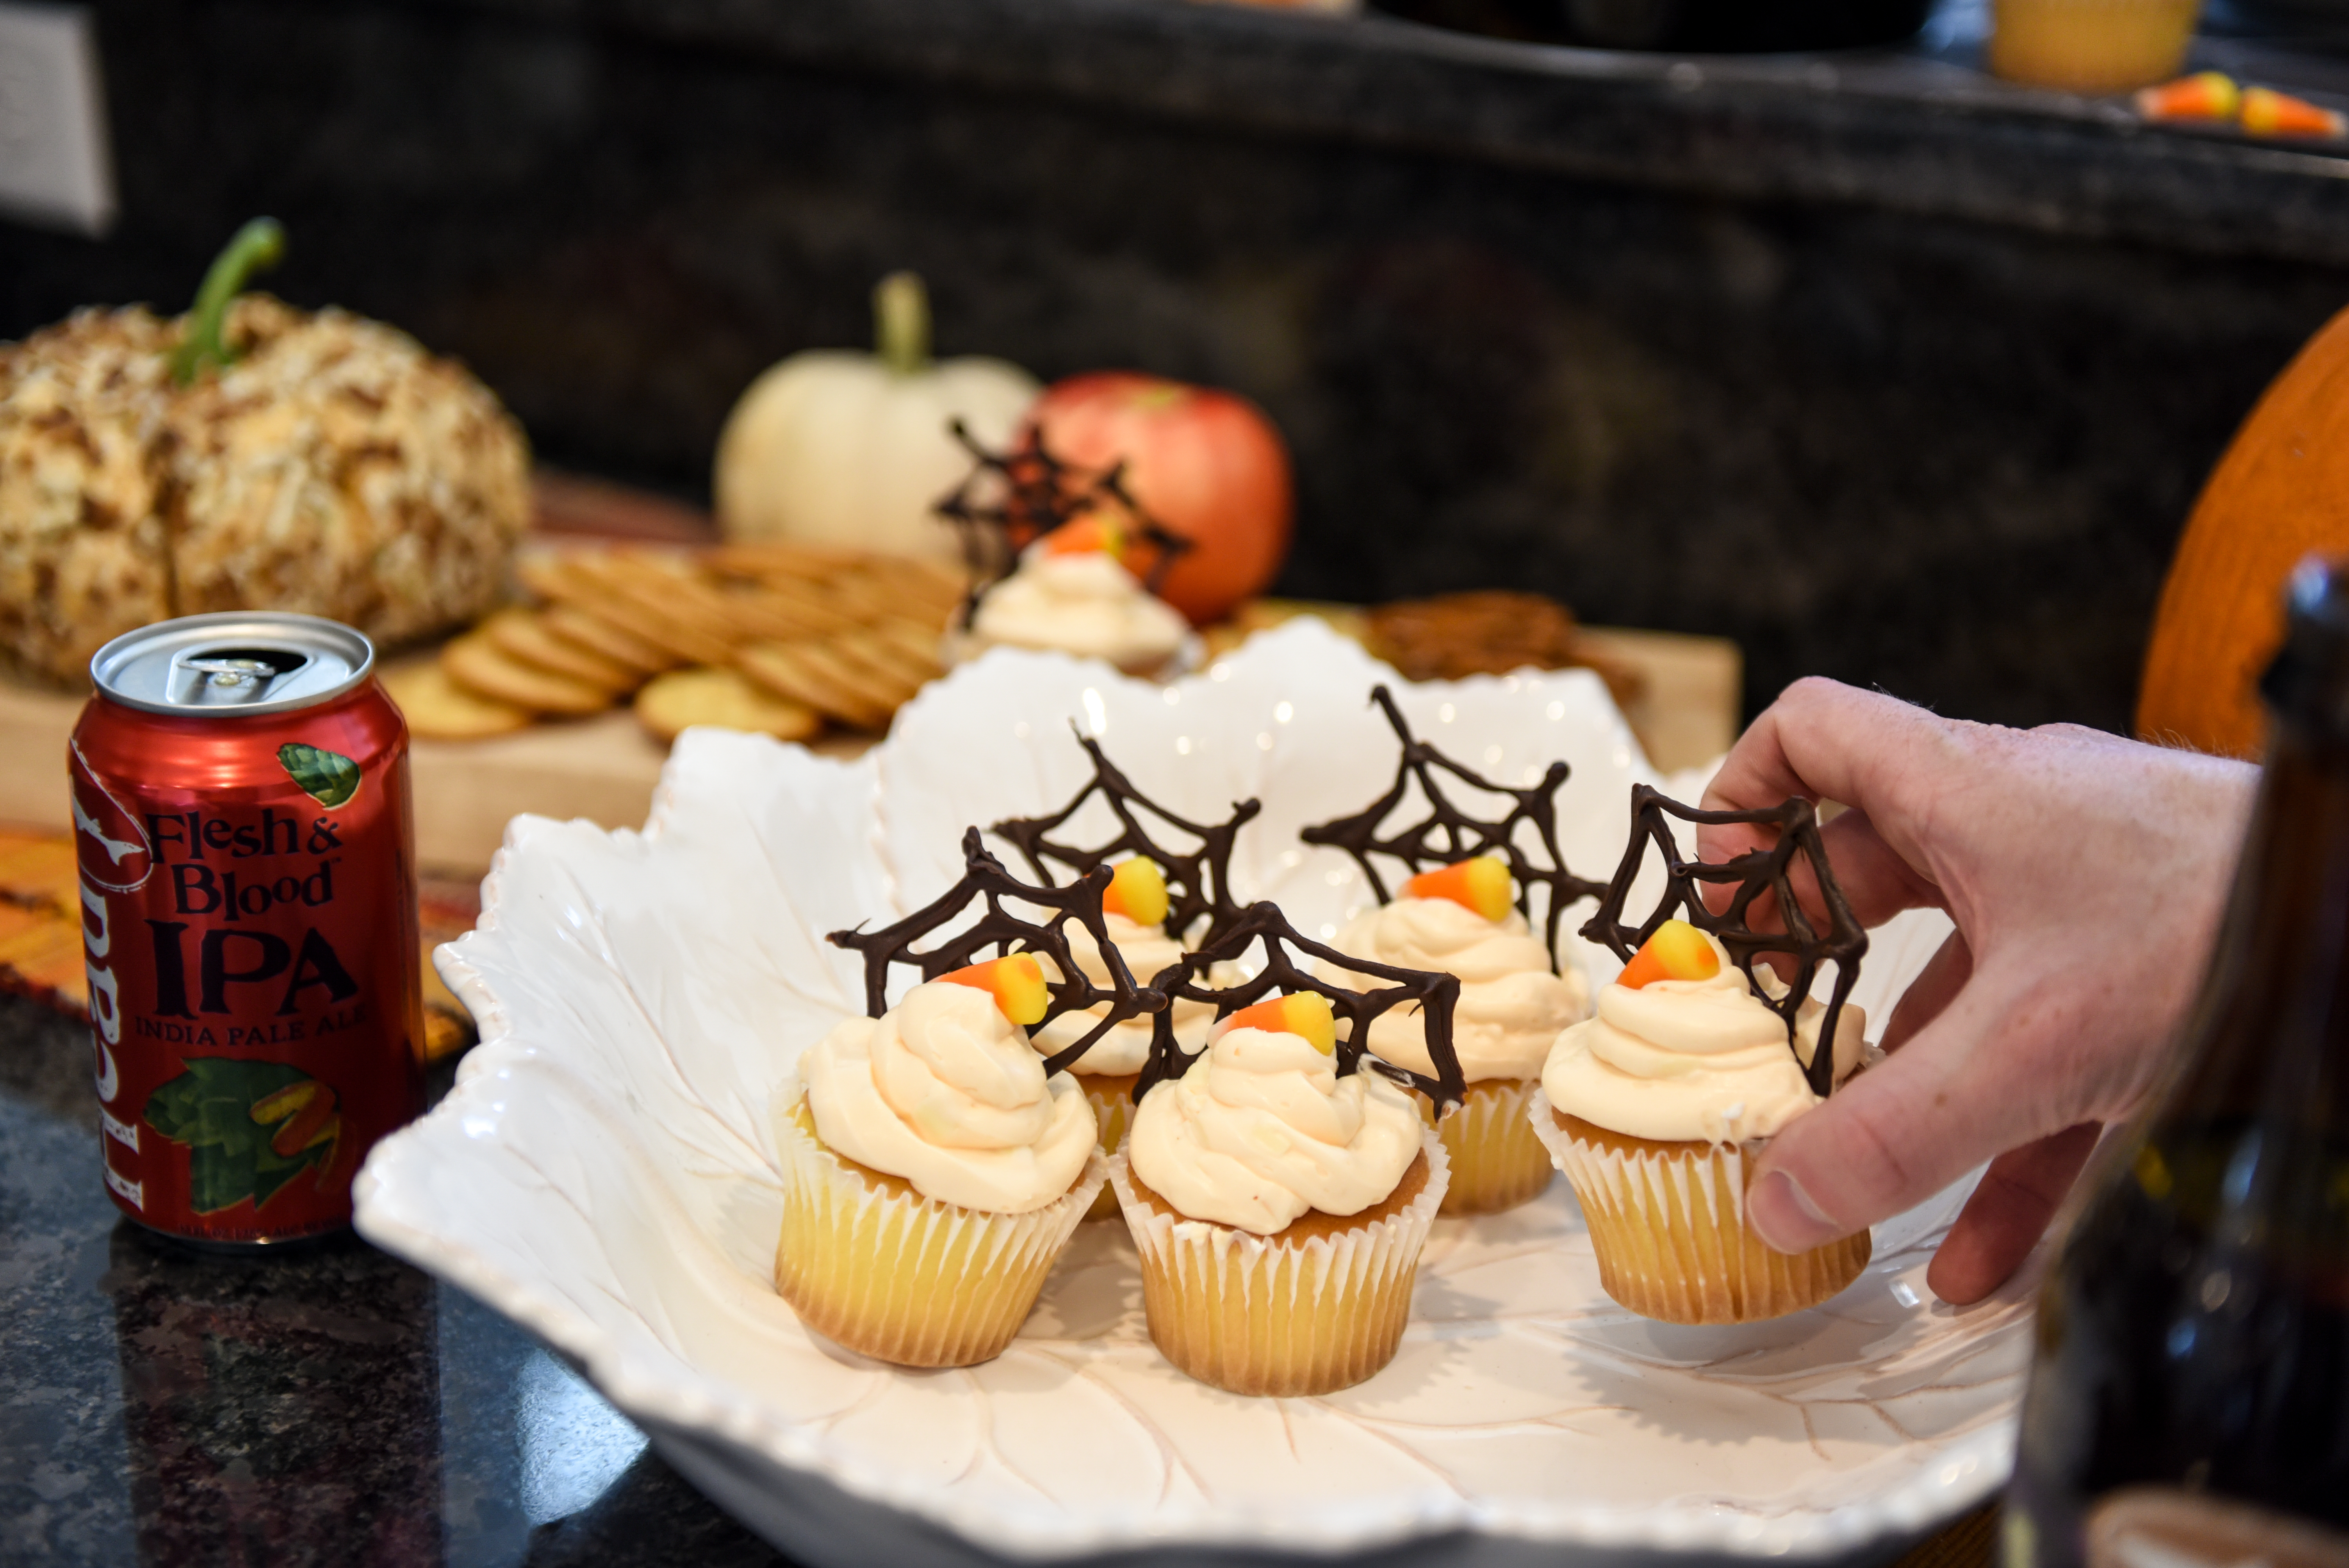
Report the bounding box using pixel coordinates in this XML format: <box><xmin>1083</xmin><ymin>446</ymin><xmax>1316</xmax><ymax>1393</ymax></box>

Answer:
<box><xmin>73</xmin><ymin>612</ymin><xmax>422</xmax><ymax>1247</ymax></box>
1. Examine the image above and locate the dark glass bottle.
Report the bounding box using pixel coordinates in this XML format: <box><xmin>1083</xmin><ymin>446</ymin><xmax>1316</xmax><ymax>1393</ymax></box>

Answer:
<box><xmin>2005</xmin><ymin>561</ymin><xmax>2349</xmax><ymax>1568</ymax></box>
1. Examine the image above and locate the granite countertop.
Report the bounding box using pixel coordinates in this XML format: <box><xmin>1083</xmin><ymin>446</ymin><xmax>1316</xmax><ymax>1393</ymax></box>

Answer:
<box><xmin>446</xmin><ymin>0</ymin><xmax>2349</xmax><ymax>265</ymax></box>
<box><xmin>0</xmin><ymin>994</ymin><xmax>795</xmax><ymax>1566</ymax></box>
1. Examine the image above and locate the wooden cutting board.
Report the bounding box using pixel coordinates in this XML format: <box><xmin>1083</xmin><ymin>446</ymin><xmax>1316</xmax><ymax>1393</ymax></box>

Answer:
<box><xmin>0</xmin><ymin>622</ymin><xmax>1736</xmax><ymax>877</ymax></box>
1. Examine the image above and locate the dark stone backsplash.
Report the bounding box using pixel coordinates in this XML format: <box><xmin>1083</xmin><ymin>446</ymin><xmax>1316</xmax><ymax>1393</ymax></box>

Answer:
<box><xmin>5</xmin><ymin>0</ymin><xmax>2348</xmax><ymax>732</ymax></box>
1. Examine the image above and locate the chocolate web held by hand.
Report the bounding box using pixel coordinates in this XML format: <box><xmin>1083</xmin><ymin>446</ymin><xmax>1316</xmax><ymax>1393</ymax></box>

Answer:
<box><xmin>932</xmin><ymin>419</ymin><xmax>1194</xmax><ymax>627</ymax></box>
<box><xmin>1580</xmin><ymin>784</ymin><xmax>1868</xmax><ymax>1099</ymax></box>
<box><xmin>1298</xmin><ymin>685</ymin><xmax>1607</xmax><ymax>963</ymax></box>
<box><xmin>990</xmin><ymin>728</ymin><xmax>1261</xmax><ymax>950</ymax></box>
<box><xmin>827</xmin><ymin>827</ymin><xmax>1167</xmax><ymax>1076</ymax></box>
<box><xmin>1131</xmin><ymin>901</ymin><xmax>1467</xmax><ymax>1114</ymax></box>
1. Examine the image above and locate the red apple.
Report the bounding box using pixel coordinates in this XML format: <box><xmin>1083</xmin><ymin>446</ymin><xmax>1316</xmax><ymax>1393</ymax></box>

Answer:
<box><xmin>1024</xmin><ymin>371</ymin><xmax>1293</xmax><ymax>625</ymax></box>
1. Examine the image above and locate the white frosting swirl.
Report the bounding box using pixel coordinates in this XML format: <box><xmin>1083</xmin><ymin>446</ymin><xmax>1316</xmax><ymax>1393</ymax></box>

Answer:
<box><xmin>1030</xmin><ymin>912</ymin><xmax>1214</xmax><ymax>1075</ymax></box>
<box><xmin>1126</xmin><ymin>1021</ymin><xmax>1423</xmax><ymax>1235</ymax></box>
<box><xmin>801</xmin><ymin>980</ymin><xmax>1097</xmax><ymax>1213</ymax></box>
<box><xmin>1539</xmin><ymin>932</ymin><xmax>1866</xmax><ymax>1144</ymax></box>
<box><xmin>967</xmin><ymin>545</ymin><xmax>1188</xmax><ymax>672</ymax></box>
<box><xmin>1322</xmin><ymin>894</ymin><xmax>1590</xmax><ymax>1082</ymax></box>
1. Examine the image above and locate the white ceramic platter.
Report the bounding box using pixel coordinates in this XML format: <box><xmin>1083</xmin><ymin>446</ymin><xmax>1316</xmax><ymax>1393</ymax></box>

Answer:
<box><xmin>354</xmin><ymin>620</ymin><xmax>2025</xmax><ymax>1568</ymax></box>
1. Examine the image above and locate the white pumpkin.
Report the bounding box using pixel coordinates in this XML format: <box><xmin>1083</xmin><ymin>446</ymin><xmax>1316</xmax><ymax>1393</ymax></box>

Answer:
<box><xmin>714</xmin><ymin>273</ymin><xmax>1039</xmax><ymax>560</ymax></box>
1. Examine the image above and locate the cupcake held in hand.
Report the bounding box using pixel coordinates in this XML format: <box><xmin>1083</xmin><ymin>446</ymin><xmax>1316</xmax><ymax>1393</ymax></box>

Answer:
<box><xmin>1109</xmin><ymin>902</ymin><xmax>1463</xmax><ymax>1397</ymax></box>
<box><xmin>1301</xmin><ymin>685</ymin><xmax>1604</xmax><ymax>1214</ymax></box>
<box><xmin>781</xmin><ymin>833</ymin><xmax>1167</xmax><ymax>1367</ymax></box>
<box><xmin>1534</xmin><ymin>785</ymin><xmax>1872</xmax><ymax>1326</ymax></box>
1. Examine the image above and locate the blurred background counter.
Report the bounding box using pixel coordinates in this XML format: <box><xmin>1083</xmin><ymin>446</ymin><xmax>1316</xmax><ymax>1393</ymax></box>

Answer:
<box><xmin>8</xmin><ymin>0</ymin><xmax>2349</xmax><ymax>731</ymax></box>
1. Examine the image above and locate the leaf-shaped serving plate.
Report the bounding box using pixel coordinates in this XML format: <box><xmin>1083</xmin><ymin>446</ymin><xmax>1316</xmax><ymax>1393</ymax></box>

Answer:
<box><xmin>354</xmin><ymin>621</ymin><xmax>2022</xmax><ymax>1568</ymax></box>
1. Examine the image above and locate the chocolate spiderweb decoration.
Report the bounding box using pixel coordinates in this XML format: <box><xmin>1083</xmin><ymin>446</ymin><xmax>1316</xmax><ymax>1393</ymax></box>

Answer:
<box><xmin>1299</xmin><ymin>685</ymin><xmax>1606</xmax><ymax>962</ymax></box>
<box><xmin>1579</xmin><ymin>784</ymin><xmax>1868</xmax><ymax>1099</ymax></box>
<box><xmin>990</xmin><ymin>728</ymin><xmax>1261</xmax><ymax>949</ymax></box>
<box><xmin>1132</xmin><ymin>902</ymin><xmax>1467</xmax><ymax>1114</ymax></box>
<box><xmin>827</xmin><ymin>828</ymin><xmax>1166</xmax><ymax>1075</ymax></box>
<box><xmin>932</xmin><ymin>419</ymin><xmax>1194</xmax><ymax>627</ymax></box>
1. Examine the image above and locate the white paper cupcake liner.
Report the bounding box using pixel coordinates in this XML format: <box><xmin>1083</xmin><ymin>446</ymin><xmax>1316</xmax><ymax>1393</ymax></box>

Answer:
<box><xmin>1076</xmin><ymin>1073</ymin><xmax>1137</xmax><ymax>1220</ymax></box>
<box><xmin>1527</xmin><ymin>1086</ymin><xmax>1870</xmax><ymax>1325</ymax></box>
<box><xmin>1428</xmin><ymin>1075</ymin><xmax>1554</xmax><ymax>1215</ymax></box>
<box><xmin>1109</xmin><ymin>1128</ymin><xmax>1449</xmax><ymax>1396</ymax></box>
<box><xmin>774</xmin><ymin>1086</ymin><xmax>1106</xmax><ymax>1367</ymax></box>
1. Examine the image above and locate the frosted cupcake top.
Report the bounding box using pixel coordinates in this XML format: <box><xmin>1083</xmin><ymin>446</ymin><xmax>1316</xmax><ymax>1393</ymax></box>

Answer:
<box><xmin>968</xmin><ymin>538</ymin><xmax>1188</xmax><ymax>670</ymax></box>
<box><xmin>1540</xmin><ymin>927</ymin><xmax>1864</xmax><ymax>1145</ymax></box>
<box><xmin>1126</xmin><ymin>993</ymin><xmax>1424</xmax><ymax>1236</ymax></box>
<box><xmin>1325</xmin><ymin>869</ymin><xmax>1589</xmax><ymax>1083</ymax></box>
<box><xmin>802</xmin><ymin>976</ymin><xmax>1098</xmax><ymax>1214</ymax></box>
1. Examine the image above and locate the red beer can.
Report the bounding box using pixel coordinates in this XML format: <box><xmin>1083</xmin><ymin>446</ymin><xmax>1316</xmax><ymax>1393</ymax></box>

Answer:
<box><xmin>71</xmin><ymin>611</ymin><xmax>423</xmax><ymax>1246</ymax></box>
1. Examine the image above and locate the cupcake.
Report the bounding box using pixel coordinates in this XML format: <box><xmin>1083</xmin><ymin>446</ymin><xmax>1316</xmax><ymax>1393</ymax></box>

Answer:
<box><xmin>776</xmin><ymin>953</ymin><xmax>1107</xmax><ymax>1366</ymax></box>
<box><xmin>1299</xmin><ymin>684</ymin><xmax>1606</xmax><ymax>1215</ymax></box>
<box><xmin>1028</xmin><ymin>857</ymin><xmax>1224</xmax><ymax>1217</ymax></box>
<box><xmin>994</xmin><ymin>739</ymin><xmax>1261</xmax><ymax>1218</ymax></box>
<box><xmin>1533</xmin><ymin>918</ymin><xmax>1870</xmax><ymax>1324</ymax></box>
<box><xmin>1320</xmin><ymin>855</ymin><xmax>1588</xmax><ymax>1214</ymax></box>
<box><xmin>1112</xmin><ymin>989</ymin><xmax>1449</xmax><ymax>1397</ymax></box>
<box><xmin>948</xmin><ymin>515</ymin><xmax>1189</xmax><ymax>676</ymax></box>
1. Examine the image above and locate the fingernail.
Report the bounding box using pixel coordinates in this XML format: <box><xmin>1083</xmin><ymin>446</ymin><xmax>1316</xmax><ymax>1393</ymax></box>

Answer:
<box><xmin>1750</xmin><ymin>1170</ymin><xmax>1841</xmax><ymax>1254</ymax></box>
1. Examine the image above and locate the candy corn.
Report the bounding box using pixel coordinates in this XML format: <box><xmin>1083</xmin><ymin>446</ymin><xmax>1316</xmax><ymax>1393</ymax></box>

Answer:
<box><xmin>1405</xmin><ymin>855</ymin><xmax>1514</xmax><ymax>923</ymax></box>
<box><xmin>2241</xmin><ymin>85</ymin><xmax>2347</xmax><ymax>140</ymax></box>
<box><xmin>1103</xmin><ymin>855</ymin><xmax>1170</xmax><ymax>927</ymax></box>
<box><xmin>2135</xmin><ymin>71</ymin><xmax>2239</xmax><ymax>123</ymax></box>
<box><xmin>940</xmin><ymin>953</ymin><xmax>1051</xmax><ymax>1025</ymax></box>
<box><xmin>1616</xmin><ymin>918</ymin><xmax>1720</xmax><ymax>990</ymax></box>
<box><xmin>1216</xmin><ymin>991</ymin><xmax>1338</xmax><ymax>1055</ymax></box>
<box><xmin>2135</xmin><ymin>73</ymin><xmax>2347</xmax><ymax>141</ymax></box>
<box><xmin>1043</xmin><ymin>512</ymin><xmax>1126</xmax><ymax>560</ymax></box>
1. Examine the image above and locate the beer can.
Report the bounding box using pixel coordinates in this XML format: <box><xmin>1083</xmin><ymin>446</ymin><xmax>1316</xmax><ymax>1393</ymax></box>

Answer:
<box><xmin>71</xmin><ymin>612</ymin><xmax>423</xmax><ymax>1246</ymax></box>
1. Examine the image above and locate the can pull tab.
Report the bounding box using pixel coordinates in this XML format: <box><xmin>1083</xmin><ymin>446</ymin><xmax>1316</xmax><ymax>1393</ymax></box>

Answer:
<box><xmin>168</xmin><ymin>646</ymin><xmax>311</xmax><ymax>707</ymax></box>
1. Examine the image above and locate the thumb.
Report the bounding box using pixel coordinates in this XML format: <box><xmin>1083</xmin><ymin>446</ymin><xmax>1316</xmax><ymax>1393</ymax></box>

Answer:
<box><xmin>1745</xmin><ymin>956</ymin><xmax>2092</xmax><ymax>1253</ymax></box>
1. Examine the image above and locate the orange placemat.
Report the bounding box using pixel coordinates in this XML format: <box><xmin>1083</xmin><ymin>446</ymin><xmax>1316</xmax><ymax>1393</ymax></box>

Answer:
<box><xmin>0</xmin><ymin>824</ymin><xmax>481</xmax><ymax>1062</ymax></box>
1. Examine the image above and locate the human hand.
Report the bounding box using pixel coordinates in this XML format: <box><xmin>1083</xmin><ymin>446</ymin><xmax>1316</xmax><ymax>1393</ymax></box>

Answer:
<box><xmin>1694</xmin><ymin>679</ymin><xmax>2258</xmax><ymax>1304</ymax></box>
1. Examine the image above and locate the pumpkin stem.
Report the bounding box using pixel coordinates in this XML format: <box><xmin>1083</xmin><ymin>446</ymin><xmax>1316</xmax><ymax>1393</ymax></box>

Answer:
<box><xmin>169</xmin><ymin>217</ymin><xmax>286</xmax><ymax>386</ymax></box>
<box><xmin>873</xmin><ymin>271</ymin><xmax>931</xmax><ymax>377</ymax></box>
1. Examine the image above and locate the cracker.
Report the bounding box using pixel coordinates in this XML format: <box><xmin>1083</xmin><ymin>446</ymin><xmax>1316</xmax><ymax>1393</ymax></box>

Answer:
<box><xmin>831</xmin><ymin>628</ymin><xmax>934</xmax><ymax>697</ymax></box>
<box><xmin>732</xmin><ymin>576</ymin><xmax>859</xmax><ymax>638</ymax></box>
<box><xmin>634</xmin><ymin>666</ymin><xmax>823</xmax><ymax>745</ymax></box>
<box><xmin>825</xmin><ymin>571</ymin><xmax>913</xmax><ymax>624</ymax></box>
<box><xmin>514</xmin><ymin>552</ymin><xmax>604</xmax><ymax>605</ymax></box>
<box><xmin>382</xmin><ymin>661</ymin><xmax>533</xmax><ymax>740</ymax></box>
<box><xmin>442</xmin><ymin>632</ymin><xmax>614</xmax><ymax>716</ymax></box>
<box><xmin>482</xmin><ymin>608</ymin><xmax>639</xmax><ymax>692</ymax></box>
<box><xmin>795</xmin><ymin>638</ymin><xmax>919</xmax><ymax>720</ymax></box>
<box><xmin>540</xmin><ymin>603</ymin><xmax>676</xmax><ymax>676</ymax></box>
<box><xmin>558</xmin><ymin>559</ymin><xmax>741</xmax><ymax>666</ymax></box>
<box><xmin>706</xmin><ymin>542</ymin><xmax>864</xmax><ymax>583</ymax></box>
<box><xmin>737</xmin><ymin>641</ymin><xmax>892</xmax><ymax>731</ymax></box>
<box><xmin>861</xmin><ymin>617</ymin><xmax>949</xmax><ymax>673</ymax></box>
<box><xmin>850</xmin><ymin>557</ymin><xmax>966</xmax><ymax>613</ymax></box>
<box><xmin>711</xmin><ymin>585</ymin><xmax>831</xmax><ymax>643</ymax></box>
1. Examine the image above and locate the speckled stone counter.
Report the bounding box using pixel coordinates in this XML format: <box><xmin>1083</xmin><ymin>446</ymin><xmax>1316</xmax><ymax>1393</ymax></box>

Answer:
<box><xmin>0</xmin><ymin>995</ymin><xmax>797</xmax><ymax>1566</ymax></box>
